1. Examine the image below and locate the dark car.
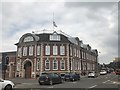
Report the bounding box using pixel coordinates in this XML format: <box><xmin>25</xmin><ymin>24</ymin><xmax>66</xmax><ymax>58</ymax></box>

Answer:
<box><xmin>38</xmin><ymin>73</ymin><xmax>63</xmax><ymax>85</ymax></box>
<box><xmin>64</xmin><ymin>73</ymin><xmax>80</xmax><ymax>81</ymax></box>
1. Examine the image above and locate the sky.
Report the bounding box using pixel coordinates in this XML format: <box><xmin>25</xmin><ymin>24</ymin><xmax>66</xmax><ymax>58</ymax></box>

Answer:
<box><xmin>1</xmin><ymin>0</ymin><xmax>119</xmax><ymax>64</ymax></box>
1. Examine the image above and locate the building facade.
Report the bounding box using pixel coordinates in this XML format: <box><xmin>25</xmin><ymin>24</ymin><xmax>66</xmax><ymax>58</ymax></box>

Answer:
<box><xmin>0</xmin><ymin>52</ymin><xmax>16</xmax><ymax>79</ymax></box>
<box><xmin>15</xmin><ymin>30</ymin><xmax>98</xmax><ymax>79</ymax></box>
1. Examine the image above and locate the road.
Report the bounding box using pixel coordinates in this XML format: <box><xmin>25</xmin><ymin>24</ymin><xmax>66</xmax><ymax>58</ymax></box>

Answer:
<box><xmin>11</xmin><ymin>73</ymin><xmax>119</xmax><ymax>89</ymax></box>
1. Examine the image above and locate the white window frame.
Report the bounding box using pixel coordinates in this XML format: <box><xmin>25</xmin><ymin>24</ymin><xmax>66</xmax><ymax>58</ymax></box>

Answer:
<box><xmin>74</xmin><ymin>48</ymin><xmax>76</xmax><ymax>56</ymax></box>
<box><xmin>37</xmin><ymin>45</ymin><xmax>40</xmax><ymax>55</ymax></box>
<box><xmin>37</xmin><ymin>58</ymin><xmax>40</xmax><ymax>70</ymax></box>
<box><xmin>18</xmin><ymin>47</ymin><xmax>21</xmax><ymax>57</ymax></box>
<box><xmin>53</xmin><ymin>60</ymin><xmax>58</xmax><ymax>70</ymax></box>
<box><xmin>17</xmin><ymin>60</ymin><xmax>21</xmax><ymax>71</ymax></box>
<box><xmin>23</xmin><ymin>47</ymin><xmax>27</xmax><ymax>56</ymax></box>
<box><xmin>53</xmin><ymin>45</ymin><xmax>58</xmax><ymax>55</ymax></box>
<box><xmin>60</xmin><ymin>60</ymin><xmax>65</xmax><ymax>70</ymax></box>
<box><xmin>29</xmin><ymin>46</ymin><xmax>33</xmax><ymax>56</ymax></box>
<box><xmin>70</xmin><ymin>59</ymin><xmax>73</xmax><ymax>70</ymax></box>
<box><xmin>50</xmin><ymin>35</ymin><xmax>60</xmax><ymax>41</ymax></box>
<box><xmin>45</xmin><ymin>60</ymin><xmax>50</xmax><ymax>70</ymax></box>
<box><xmin>45</xmin><ymin>45</ymin><xmax>50</xmax><ymax>55</ymax></box>
<box><xmin>60</xmin><ymin>45</ymin><xmax>65</xmax><ymax>55</ymax></box>
<box><xmin>24</xmin><ymin>36</ymin><xmax>34</xmax><ymax>42</ymax></box>
<box><xmin>77</xmin><ymin>49</ymin><xmax>79</xmax><ymax>57</ymax></box>
<box><xmin>70</xmin><ymin>46</ymin><xmax>72</xmax><ymax>56</ymax></box>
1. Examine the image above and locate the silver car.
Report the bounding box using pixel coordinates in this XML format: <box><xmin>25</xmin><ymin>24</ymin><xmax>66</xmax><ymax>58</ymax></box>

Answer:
<box><xmin>88</xmin><ymin>71</ymin><xmax>98</xmax><ymax>78</ymax></box>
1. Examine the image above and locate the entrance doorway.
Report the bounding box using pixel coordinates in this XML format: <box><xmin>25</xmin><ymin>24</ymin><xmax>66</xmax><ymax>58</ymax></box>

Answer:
<box><xmin>24</xmin><ymin>61</ymin><xmax>32</xmax><ymax>78</ymax></box>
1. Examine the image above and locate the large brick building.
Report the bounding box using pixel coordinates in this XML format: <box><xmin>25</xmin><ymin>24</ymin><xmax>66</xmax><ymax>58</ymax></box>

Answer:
<box><xmin>15</xmin><ymin>30</ymin><xmax>98</xmax><ymax>79</ymax></box>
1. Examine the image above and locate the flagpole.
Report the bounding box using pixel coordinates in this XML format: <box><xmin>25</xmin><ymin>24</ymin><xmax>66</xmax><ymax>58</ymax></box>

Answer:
<box><xmin>53</xmin><ymin>12</ymin><xmax>54</xmax><ymax>31</ymax></box>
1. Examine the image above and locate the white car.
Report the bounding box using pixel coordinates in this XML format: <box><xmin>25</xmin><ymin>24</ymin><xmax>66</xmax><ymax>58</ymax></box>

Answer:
<box><xmin>100</xmin><ymin>70</ymin><xmax>107</xmax><ymax>75</ymax></box>
<box><xmin>0</xmin><ymin>78</ymin><xmax>15</xmax><ymax>90</ymax></box>
<box><xmin>88</xmin><ymin>71</ymin><xmax>98</xmax><ymax>78</ymax></box>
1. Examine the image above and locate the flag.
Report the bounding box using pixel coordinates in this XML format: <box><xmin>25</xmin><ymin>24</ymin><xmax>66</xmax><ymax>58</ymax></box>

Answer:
<box><xmin>53</xmin><ymin>21</ymin><xmax>57</xmax><ymax>27</ymax></box>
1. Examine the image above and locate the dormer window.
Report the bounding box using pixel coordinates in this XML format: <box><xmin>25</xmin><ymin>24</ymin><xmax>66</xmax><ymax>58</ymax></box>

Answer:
<box><xmin>50</xmin><ymin>32</ymin><xmax>60</xmax><ymax>41</ymax></box>
<box><xmin>24</xmin><ymin>36</ymin><xmax>34</xmax><ymax>42</ymax></box>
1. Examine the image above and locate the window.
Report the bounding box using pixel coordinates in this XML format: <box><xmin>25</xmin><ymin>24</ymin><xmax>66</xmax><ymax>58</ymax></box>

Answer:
<box><xmin>45</xmin><ymin>45</ymin><xmax>50</xmax><ymax>55</ymax></box>
<box><xmin>23</xmin><ymin>47</ymin><xmax>27</xmax><ymax>56</ymax></box>
<box><xmin>45</xmin><ymin>60</ymin><xmax>50</xmax><ymax>70</ymax></box>
<box><xmin>79</xmin><ymin>61</ymin><xmax>81</xmax><ymax>70</ymax></box>
<box><xmin>24</xmin><ymin>36</ymin><xmax>34</xmax><ymax>42</ymax></box>
<box><xmin>18</xmin><ymin>47</ymin><xmax>21</xmax><ymax>57</ymax></box>
<box><xmin>17</xmin><ymin>60</ymin><xmax>21</xmax><ymax>71</ymax></box>
<box><xmin>53</xmin><ymin>60</ymin><xmax>58</xmax><ymax>70</ymax></box>
<box><xmin>77</xmin><ymin>49</ymin><xmax>79</xmax><ymax>57</ymax></box>
<box><xmin>37</xmin><ymin>58</ymin><xmax>40</xmax><ymax>70</ymax></box>
<box><xmin>50</xmin><ymin>35</ymin><xmax>60</xmax><ymax>41</ymax></box>
<box><xmin>82</xmin><ymin>51</ymin><xmax>84</xmax><ymax>59</ymax></box>
<box><xmin>74</xmin><ymin>48</ymin><xmax>76</xmax><ymax>56</ymax></box>
<box><xmin>53</xmin><ymin>45</ymin><xmax>58</xmax><ymax>55</ymax></box>
<box><xmin>70</xmin><ymin>59</ymin><xmax>73</xmax><ymax>70</ymax></box>
<box><xmin>29</xmin><ymin>46</ymin><xmax>33</xmax><ymax>56</ymax></box>
<box><xmin>70</xmin><ymin>46</ymin><xmax>72</xmax><ymax>56</ymax></box>
<box><xmin>60</xmin><ymin>60</ymin><xmax>65</xmax><ymax>70</ymax></box>
<box><xmin>60</xmin><ymin>45</ymin><xmax>65</xmax><ymax>55</ymax></box>
<box><xmin>37</xmin><ymin>45</ymin><xmax>40</xmax><ymax>55</ymax></box>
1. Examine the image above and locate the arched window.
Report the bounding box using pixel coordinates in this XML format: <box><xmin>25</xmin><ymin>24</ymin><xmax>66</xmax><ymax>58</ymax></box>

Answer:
<box><xmin>23</xmin><ymin>36</ymin><xmax>34</xmax><ymax>42</ymax></box>
<box><xmin>53</xmin><ymin>60</ymin><xmax>58</xmax><ymax>70</ymax></box>
<box><xmin>45</xmin><ymin>60</ymin><xmax>50</xmax><ymax>70</ymax></box>
<box><xmin>60</xmin><ymin>60</ymin><xmax>65</xmax><ymax>70</ymax></box>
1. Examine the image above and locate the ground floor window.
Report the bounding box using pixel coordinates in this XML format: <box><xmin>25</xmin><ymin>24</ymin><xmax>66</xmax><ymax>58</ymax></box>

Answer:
<box><xmin>53</xmin><ymin>60</ymin><xmax>58</xmax><ymax>70</ymax></box>
<box><xmin>60</xmin><ymin>60</ymin><xmax>65</xmax><ymax>70</ymax></box>
<box><xmin>17</xmin><ymin>60</ymin><xmax>21</xmax><ymax>71</ymax></box>
<box><xmin>45</xmin><ymin>60</ymin><xmax>50</xmax><ymax>70</ymax></box>
<box><xmin>37</xmin><ymin>58</ymin><xmax>40</xmax><ymax>70</ymax></box>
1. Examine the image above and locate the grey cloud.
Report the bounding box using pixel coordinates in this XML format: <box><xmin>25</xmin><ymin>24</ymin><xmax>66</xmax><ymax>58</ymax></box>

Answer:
<box><xmin>64</xmin><ymin>2</ymin><xmax>117</xmax><ymax>9</ymax></box>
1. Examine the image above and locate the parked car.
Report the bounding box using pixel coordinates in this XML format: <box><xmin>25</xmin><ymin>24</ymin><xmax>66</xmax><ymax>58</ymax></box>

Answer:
<box><xmin>64</xmin><ymin>73</ymin><xmax>80</xmax><ymax>81</ymax></box>
<box><xmin>88</xmin><ymin>71</ymin><xmax>98</xmax><ymax>78</ymax></box>
<box><xmin>115</xmin><ymin>69</ymin><xmax>120</xmax><ymax>75</ymax></box>
<box><xmin>0</xmin><ymin>78</ymin><xmax>15</xmax><ymax>90</ymax></box>
<box><xmin>38</xmin><ymin>73</ymin><xmax>63</xmax><ymax>85</ymax></box>
<box><xmin>100</xmin><ymin>70</ymin><xmax>107</xmax><ymax>75</ymax></box>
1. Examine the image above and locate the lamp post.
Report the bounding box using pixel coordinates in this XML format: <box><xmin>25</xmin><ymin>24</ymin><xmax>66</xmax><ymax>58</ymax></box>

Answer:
<box><xmin>96</xmin><ymin>51</ymin><xmax>101</xmax><ymax>75</ymax></box>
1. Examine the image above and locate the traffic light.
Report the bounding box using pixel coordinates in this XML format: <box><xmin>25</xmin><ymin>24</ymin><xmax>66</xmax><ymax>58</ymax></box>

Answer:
<box><xmin>5</xmin><ymin>57</ymin><xmax>9</xmax><ymax>64</ymax></box>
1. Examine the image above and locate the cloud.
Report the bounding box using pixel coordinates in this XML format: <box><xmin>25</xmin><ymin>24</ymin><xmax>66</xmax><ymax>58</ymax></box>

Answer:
<box><xmin>1</xmin><ymin>1</ymin><xmax>118</xmax><ymax>64</ymax></box>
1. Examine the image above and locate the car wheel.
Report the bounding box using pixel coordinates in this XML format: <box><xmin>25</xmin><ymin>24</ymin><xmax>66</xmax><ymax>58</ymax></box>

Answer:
<box><xmin>49</xmin><ymin>80</ymin><xmax>53</xmax><ymax>85</ymax></box>
<box><xmin>4</xmin><ymin>85</ymin><xmax>12</xmax><ymax>90</ymax></box>
<box><xmin>39</xmin><ymin>82</ymin><xmax>42</xmax><ymax>85</ymax></box>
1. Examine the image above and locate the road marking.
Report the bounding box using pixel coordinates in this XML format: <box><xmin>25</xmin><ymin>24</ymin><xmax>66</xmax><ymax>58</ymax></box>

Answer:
<box><xmin>72</xmin><ymin>82</ymin><xmax>77</xmax><ymax>84</ymax></box>
<box><xmin>102</xmin><ymin>80</ymin><xmax>110</xmax><ymax>83</ymax></box>
<box><xmin>48</xmin><ymin>86</ymin><xmax>54</xmax><ymax>88</ymax></box>
<box><xmin>89</xmin><ymin>85</ymin><xmax>97</xmax><ymax>88</ymax></box>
